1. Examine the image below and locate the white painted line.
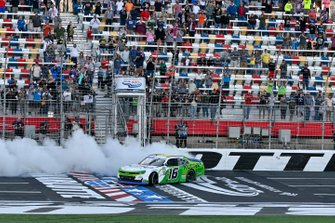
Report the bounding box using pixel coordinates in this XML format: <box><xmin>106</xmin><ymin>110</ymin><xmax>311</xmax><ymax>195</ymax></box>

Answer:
<box><xmin>0</xmin><ymin>191</ymin><xmax>41</xmax><ymax>194</ymax></box>
<box><xmin>115</xmin><ymin>196</ymin><xmax>138</xmax><ymax>202</ymax></box>
<box><xmin>314</xmin><ymin>194</ymin><xmax>335</xmax><ymax>196</ymax></box>
<box><xmin>267</xmin><ymin>177</ymin><xmax>335</xmax><ymax>180</ymax></box>
<box><xmin>105</xmin><ymin>191</ymin><xmax>126</xmax><ymax>197</ymax></box>
<box><xmin>288</xmin><ymin>185</ymin><xmax>335</xmax><ymax>187</ymax></box>
<box><xmin>0</xmin><ymin>182</ymin><xmax>29</xmax><ymax>185</ymax></box>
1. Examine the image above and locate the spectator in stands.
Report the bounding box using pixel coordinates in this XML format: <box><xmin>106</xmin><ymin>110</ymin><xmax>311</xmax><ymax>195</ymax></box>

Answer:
<box><xmin>279</xmin><ymin>60</ymin><xmax>288</xmax><ymax>79</ymax></box>
<box><xmin>63</xmin><ymin>88</ymin><xmax>72</xmax><ymax>112</ymax></box>
<box><xmin>230</xmin><ymin>47</ymin><xmax>240</xmax><ymax>69</ymax></box>
<box><xmin>54</xmin><ymin>23</ymin><xmax>65</xmax><ymax>41</ymax></box>
<box><xmin>299</xmin><ymin>31</ymin><xmax>308</xmax><ymax>50</ymax></box>
<box><xmin>113</xmin><ymin>54</ymin><xmax>123</xmax><ymax>76</ymax></box>
<box><xmin>53</xmin><ymin>13</ymin><xmax>62</xmax><ymax>28</ymax></box>
<box><xmin>248</xmin><ymin>13</ymin><xmax>257</xmax><ymax>32</ymax></box>
<box><xmin>11</xmin><ymin>0</ymin><xmax>19</xmax><ymax>14</ymax></box>
<box><xmin>214</xmin><ymin>6</ymin><xmax>223</xmax><ymax>28</ymax></box>
<box><xmin>17</xmin><ymin>16</ymin><xmax>27</xmax><ymax>31</ymax></box>
<box><xmin>268</xmin><ymin>93</ymin><xmax>276</xmax><ymax>119</ymax></box>
<box><xmin>90</xmin><ymin>14</ymin><xmax>101</xmax><ymax>34</ymax></box>
<box><xmin>277</xmin><ymin>81</ymin><xmax>287</xmax><ymax>100</ymax></box>
<box><xmin>0</xmin><ymin>0</ymin><xmax>6</xmax><ymax>13</ymax></box>
<box><xmin>104</xmin><ymin>6</ymin><xmax>114</xmax><ymax>26</ymax></box>
<box><xmin>301</xmin><ymin>64</ymin><xmax>311</xmax><ymax>90</ymax></box>
<box><xmin>261</xmin><ymin>49</ymin><xmax>271</xmax><ymax>69</ymax></box>
<box><xmin>304</xmin><ymin>91</ymin><xmax>314</xmax><ymax>121</ymax></box>
<box><xmin>240</xmin><ymin>48</ymin><xmax>249</xmax><ymax>69</ymax></box>
<box><xmin>314</xmin><ymin>90</ymin><xmax>324</xmax><ymax>120</ymax></box>
<box><xmin>324</xmin><ymin>94</ymin><xmax>333</xmax><ymax>122</ymax></box>
<box><xmin>278</xmin><ymin>92</ymin><xmax>288</xmax><ymax>120</ymax></box>
<box><xmin>227</xmin><ymin>1</ymin><xmax>237</xmax><ymax>20</ymax></box>
<box><xmin>284</xmin><ymin>0</ymin><xmax>293</xmax><ymax>13</ymax></box>
<box><xmin>135</xmin><ymin>18</ymin><xmax>147</xmax><ymax>35</ymax></box>
<box><xmin>67</xmin><ymin>21</ymin><xmax>75</xmax><ymax>42</ymax></box>
<box><xmin>210</xmin><ymin>89</ymin><xmax>219</xmax><ymax>120</ymax></box>
<box><xmin>17</xmin><ymin>88</ymin><xmax>26</xmax><ymax>115</ymax></box>
<box><xmin>268</xmin><ymin>58</ymin><xmax>276</xmax><ymax>79</ymax></box>
<box><xmin>259</xmin><ymin>91</ymin><xmax>268</xmax><ymax>119</ymax></box>
<box><xmin>315</xmin><ymin>32</ymin><xmax>326</xmax><ymax>50</ymax></box>
<box><xmin>31</xmin><ymin>62</ymin><xmax>41</xmax><ymax>82</ymax></box>
<box><xmin>258</xmin><ymin>11</ymin><xmax>267</xmax><ymax>31</ymax></box>
<box><xmin>43</xmin><ymin>21</ymin><xmax>52</xmax><ymax>37</ymax></box>
<box><xmin>238</xmin><ymin>3</ymin><xmax>247</xmax><ymax>22</ymax></box>
<box><xmin>323</xmin><ymin>0</ymin><xmax>331</xmax><ymax>16</ymax></box>
<box><xmin>32</xmin><ymin>12</ymin><xmax>43</xmax><ymax>32</ymax></box>
<box><xmin>295</xmin><ymin>89</ymin><xmax>305</xmax><ymax>118</ymax></box>
<box><xmin>70</xmin><ymin>44</ymin><xmax>80</xmax><ymax>65</ymax></box>
<box><xmin>12</xmin><ymin>117</ymin><xmax>24</xmax><ymax>138</ymax></box>
<box><xmin>49</xmin><ymin>5</ymin><xmax>58</xmax><ymax>21</ymax></box>
<box><xmin>154</xmin><ymin>25</ymin><xmax>165</xmax><ymax>45</ymax></box>
<box><xmin>303</xmin><ymin>0</ymin><xmax>312</xmax><ymax>13</ymax></box>
<box><xmin>175</xmin><ymin>120</ymin><xmax>188</xmax><ymax>148</ymax></box>
<box><xmin>244</xmin><ymin>90</ymin><xmax>253</xmax><ymax>120</ymax></box>
<box><xmin>288</xmin><ymin>92</ymin><xmax>297</xmax><ymax>121</ymax></box>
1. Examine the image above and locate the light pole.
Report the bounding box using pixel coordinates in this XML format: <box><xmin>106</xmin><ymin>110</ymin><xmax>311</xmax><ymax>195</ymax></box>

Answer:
<box><xmin>2</xmin><ymin>43</ymin><xmax>9</xmax><ymax>139</ymax></box>
<box><xmin>59</xmin><ymin>42</ymin><xmax>65</xmax><ymax>146</ymax></box>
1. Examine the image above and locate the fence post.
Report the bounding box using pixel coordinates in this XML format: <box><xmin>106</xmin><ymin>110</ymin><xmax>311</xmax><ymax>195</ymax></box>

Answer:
<box><xmin>268</xmin><ymin>116</ymin><xmax>272</xmax><ymax>150</ymax></box>
<box><xmin>215</xmin><ymin>80</ymin><xmax>223</xmax><ymax>149</ymax></box>
<box><xmin>322</xmin><ymin>111</ymin><xmax>325</xmax><ymax>150</ymax></box>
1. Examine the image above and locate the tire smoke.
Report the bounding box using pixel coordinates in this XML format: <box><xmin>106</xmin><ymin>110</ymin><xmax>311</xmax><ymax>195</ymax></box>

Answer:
<box><xmin>0</xmin><ymin>130</ymin><xmax>188</xmax><ymax>177</ymax></box>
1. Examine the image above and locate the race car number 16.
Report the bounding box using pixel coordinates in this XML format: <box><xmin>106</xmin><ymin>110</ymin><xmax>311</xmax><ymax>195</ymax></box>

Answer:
<box><xmin>169</xmin><ymin>168</ymin><xmax>179</xmax><ymax>180</ymax></box>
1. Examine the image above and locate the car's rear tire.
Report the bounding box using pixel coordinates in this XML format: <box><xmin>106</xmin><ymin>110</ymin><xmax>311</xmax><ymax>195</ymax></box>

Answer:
<box><xmin>149</xmin><ymin>172</ymin><xmax>158</xmax><ymax>185</ymax></box>
<box><xmin>186</xmin><ymin>170</ymin><xmax>196</xmax><ymax>182</ymax></box>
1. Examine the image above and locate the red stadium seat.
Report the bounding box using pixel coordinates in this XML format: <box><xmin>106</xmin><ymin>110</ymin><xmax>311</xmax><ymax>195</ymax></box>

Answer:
<box><xmin>26</xmin><ymin>38</ymin><xmax>34</xmax><ymax>47</ymax></box>
<box><xmin>3</xmin><ymin>19</ymin><xmax>12</xmax><ymax>27</ymax></box>
<box><xmin>17</xmin><ymin>58</ymin><xmax>26</xmax><ymax>67</ymax></box>
<box><xmin>2</xmin><ymin>37</ymin><xmax>9</xmax><ymax>47</ymax></box>
<box><xmin>216</xmin><ymin>34</ymin><xmax>224</xmax><ymax>44</ymax></box>
<box><xmin>252</xmin><ymin>74</ymin><xmax>261</xmax><ymax>84</ymax></box>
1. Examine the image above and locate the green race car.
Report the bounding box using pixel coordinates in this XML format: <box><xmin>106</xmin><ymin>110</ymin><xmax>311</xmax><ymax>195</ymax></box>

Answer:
<box><xmin>117</xmin><ymin>154</ymin><xmax>205</xmax><ymax>185</ymax></box>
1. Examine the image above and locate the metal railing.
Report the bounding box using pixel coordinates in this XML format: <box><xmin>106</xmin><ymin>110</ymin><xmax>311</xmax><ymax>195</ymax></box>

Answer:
<box><xmin>146</xmin><ymin>101</ymin><xmax>335</xmax><ymax>150</ymax></box>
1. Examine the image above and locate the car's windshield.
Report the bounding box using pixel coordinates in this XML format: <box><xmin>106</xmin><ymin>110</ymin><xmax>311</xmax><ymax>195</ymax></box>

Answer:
<box><xmin>139</xmin><ymin>157</ymin><xmax>165</xmax><ymax>166</ymax></box>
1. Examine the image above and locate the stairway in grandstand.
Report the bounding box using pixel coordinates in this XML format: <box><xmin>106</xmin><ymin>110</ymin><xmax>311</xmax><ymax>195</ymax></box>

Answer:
<box><xmin>59</xmin><ymin>13</ymin><xmax>88</xmax><ymax>51</ymax></box>
<box><xmin>94</xmin><ymin>95</ymin><xmax>113</xmax><ymax>144</ymax></box>
<box><xmin>60</xmin><ymin>12</ymin><xmax>111</xmax><ymax>143</ymax></box>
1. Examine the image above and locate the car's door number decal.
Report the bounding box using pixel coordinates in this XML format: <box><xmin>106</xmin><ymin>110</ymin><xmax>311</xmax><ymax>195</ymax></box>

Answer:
<box><xmin>169</xmin><ymin>168</ymin><xmax>179</xmax><ymax>180</ymax></box>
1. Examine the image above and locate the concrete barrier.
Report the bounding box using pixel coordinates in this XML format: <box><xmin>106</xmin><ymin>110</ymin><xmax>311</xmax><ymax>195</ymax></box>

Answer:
<box><xmin>188</xmin><ymin>149</ymin><xmax>335</xmax><ymax>172</ymax></box>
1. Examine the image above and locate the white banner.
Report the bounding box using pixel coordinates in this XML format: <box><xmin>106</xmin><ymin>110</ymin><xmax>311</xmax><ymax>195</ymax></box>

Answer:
<box><xmin>115</xmin><ymin>77</ymin><xmax>146</xmax><ymax>91</ymax></box>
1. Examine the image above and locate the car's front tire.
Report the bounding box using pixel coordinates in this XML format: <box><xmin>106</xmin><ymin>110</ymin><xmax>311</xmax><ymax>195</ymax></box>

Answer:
<box><xmin>186</xmin><ymin>170</ymin><xmax>196</xmax><ymax>182</ymax></box>
<box><xmin>149</xmin><ymin>172</ymin><xmax>158</xmax><ymax>185</ymax></box>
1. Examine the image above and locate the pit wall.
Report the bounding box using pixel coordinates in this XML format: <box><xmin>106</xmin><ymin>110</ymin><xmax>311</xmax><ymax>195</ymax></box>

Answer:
<box><xmin>187</xmin><ymin>149</ymin><xmax>335</xmax><ymax>172</ymax></box>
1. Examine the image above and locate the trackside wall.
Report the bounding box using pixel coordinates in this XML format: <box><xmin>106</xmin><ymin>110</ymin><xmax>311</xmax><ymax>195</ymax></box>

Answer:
<box><xmin>187</xmin><ymin>149</ymin><xmax>335</xmax><ymax>172</ymax></box>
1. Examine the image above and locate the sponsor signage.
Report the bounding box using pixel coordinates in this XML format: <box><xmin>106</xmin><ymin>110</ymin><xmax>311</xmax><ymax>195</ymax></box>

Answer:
<box><xmin>115</xmin><ymin>77</ymin><xmax>146</xmax><ymax>91</ymax></box>
<box><xmin>189</xmin><ymin>149</ymin><xmax>335</xmax><ymax>172</ymax></box>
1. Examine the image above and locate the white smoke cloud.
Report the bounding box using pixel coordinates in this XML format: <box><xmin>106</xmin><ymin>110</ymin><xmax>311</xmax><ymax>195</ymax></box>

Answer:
<box><xmin>0</xmin><ymin>130</ymin><xmax>189</xmax><ymax>177</ymax></box>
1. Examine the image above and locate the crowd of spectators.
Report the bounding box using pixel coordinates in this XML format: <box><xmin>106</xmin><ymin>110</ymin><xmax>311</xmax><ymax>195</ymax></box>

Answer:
<box><xmin>81</xmin><ymin>0</ymin><xmax>335</xmax><ymax>122</ymax></box>
<box><xmin>0</xmin><ymin>0</ymin><xmax>96</xmax><ymax>116</ymax></box>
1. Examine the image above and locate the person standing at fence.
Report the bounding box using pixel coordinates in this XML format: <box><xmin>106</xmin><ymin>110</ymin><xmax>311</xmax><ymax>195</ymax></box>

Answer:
<box><xmin>259</xmin><ymin>90</ymin><xmax>268</xmax><ymax>119</ymax></box>
<box><xmin>12</xmin><ymin>117</ymin><xmax>24</xmax><ymax>138</ymax></box>
<box><xmin>175</xmin><ymin>120</ymin><xmax>188</xmax><ymax>148</ymax></box>
<box><xmin>314</xmin><ymin>90</ymin><xmax>324</xmax><ymax>120</ymax></box>
<box><xmin>304</xmin><ymin>91</ymin><xmax>314</xmax><ymax>121</ymax></box>
<box><xmin>301</xmin><ymin>64</ymin><xmax>311</xmax><ymax>90</ymax></box>
<box><xmin>244</xmin><ymin>90</ymin><xmax>253</xmax><ymax>120</ymax></box>
<box><xmin>288</xmin><ymin>92</ymin><xmax>297</xmax><ymax>121</ymax></box>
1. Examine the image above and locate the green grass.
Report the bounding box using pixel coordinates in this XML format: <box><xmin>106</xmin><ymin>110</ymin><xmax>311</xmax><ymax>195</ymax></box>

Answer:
<box><xmin>0</xmin><ymin>215</ymin><xmax>334</xmax><ymax>223</ymax></box>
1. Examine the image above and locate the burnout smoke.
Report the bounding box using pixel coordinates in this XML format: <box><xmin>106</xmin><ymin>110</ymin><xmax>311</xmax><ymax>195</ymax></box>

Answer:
<box><xmin>0</xmin><ymin>130</ymin><xmax>188</xmax><ymax>177</ymax></box>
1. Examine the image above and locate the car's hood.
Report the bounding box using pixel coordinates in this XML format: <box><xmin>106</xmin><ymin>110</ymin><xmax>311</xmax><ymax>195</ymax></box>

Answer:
<box><xmin>119</xmin><ymin>164</ymin><xmax>159</xmax><ymax>172</ymax></box>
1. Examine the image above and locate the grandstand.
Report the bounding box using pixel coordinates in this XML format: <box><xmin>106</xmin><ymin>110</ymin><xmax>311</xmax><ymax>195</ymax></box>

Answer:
<box><xmin>0</xmin><ymin>0</ymin><xmax>334</xmax><ymax>150</ymax></box>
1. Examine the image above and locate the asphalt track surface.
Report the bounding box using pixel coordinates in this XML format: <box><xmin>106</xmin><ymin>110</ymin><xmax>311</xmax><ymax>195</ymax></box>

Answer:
<box><xmin>1</xmin><ymin>171</ymin><xmax>335</xmax><ymax>215</ymax></box>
